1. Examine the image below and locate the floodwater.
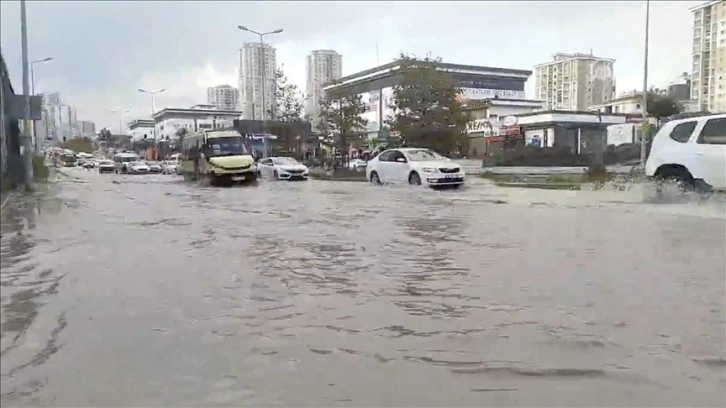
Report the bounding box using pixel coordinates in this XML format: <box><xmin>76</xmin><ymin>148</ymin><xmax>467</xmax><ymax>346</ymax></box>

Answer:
<box><xmin>1</xmin><ymin>169</ymin><xmax>724</xmax><ymax>407</ymax></box>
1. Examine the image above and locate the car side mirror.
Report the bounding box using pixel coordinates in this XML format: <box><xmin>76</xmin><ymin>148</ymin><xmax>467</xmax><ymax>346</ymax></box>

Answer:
<box><xmin>395</xmin><ymin>157</ymin><xmax>406</xmax><ymax>163</ymax></box>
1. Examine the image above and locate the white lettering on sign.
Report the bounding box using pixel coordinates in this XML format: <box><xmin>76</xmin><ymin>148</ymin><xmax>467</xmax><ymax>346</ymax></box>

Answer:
<box><xmin>466</xmin><ymin>119</ymin><xmax>501</xmax><ymax>135</ymax></box>
<box><xmin>461</xmin><ymin>88</ymin><xmax>526</xmax><ymax>100</ymax></box>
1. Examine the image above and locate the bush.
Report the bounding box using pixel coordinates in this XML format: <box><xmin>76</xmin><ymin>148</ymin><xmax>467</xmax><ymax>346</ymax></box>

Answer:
<box><xmin>32</xmin><ymin>156</ymin><xmax>49</xmax><ymax>181</ymax></box>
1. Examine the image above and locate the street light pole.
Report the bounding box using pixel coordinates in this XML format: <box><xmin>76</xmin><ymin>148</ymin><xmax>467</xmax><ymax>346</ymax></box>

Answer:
<box><xmin>237</xmin><ymin>25</ymin><xmax>283</xmax><ymax>134</ymax></box>
<box><xmin>110</xmin><ymin>109</ymin><xmax>130</xmax><ymax>135</ymax></box>
<box><xmin>640</xmin><ymin>0</ymin><xmax>650</xmax><ymax>168</ymax></box>
<box><xmin>138</xmin><ymin>88</ymin><xmax>165</xmax><ymax>139</ymax></box>
<box><xmin>20</xmin><ymin>0</ymin><xmax>33</xmax><ymax>187</ymax></box>
<box><xmin>30</xmin><ymin>57</ymin><xmax>53</xmax><ymax>154</ymax></box>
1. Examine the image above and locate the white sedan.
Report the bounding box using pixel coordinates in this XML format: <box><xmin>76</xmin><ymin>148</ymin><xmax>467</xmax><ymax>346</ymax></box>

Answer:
<box><xmin>256</xmin><ymin>157</ymin><xmax>309</xmax><ymax>181</ymax></box>
<box><xmin>365</xmin><ymin>148</ymin><xmax>465</xmax><ymax>188</ymax></box>
<box><xmin>127</xmin><ymin>161</ymin><xmax>150</xmax><ymax>174</ymax></box>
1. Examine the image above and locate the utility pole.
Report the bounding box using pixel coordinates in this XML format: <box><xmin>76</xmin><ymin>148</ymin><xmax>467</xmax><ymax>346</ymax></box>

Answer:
<box><xmin>20</xmin><ymin>0</ymin><xmax>33</xmax><ymax>188</ymax></box>
<box><xmin>237</xmin><ymin>25</ymin><xmax>283</xmax><ymax>135</ymax></box>
<box><xmin>110</xmin><ymin>109</ymin><xmax>130</xmax><ymax>135</ymax></box>
<box><xmin>640</xmin><ymin>0</ymin><xmax>650</xmax><ymax>168</ymax></box>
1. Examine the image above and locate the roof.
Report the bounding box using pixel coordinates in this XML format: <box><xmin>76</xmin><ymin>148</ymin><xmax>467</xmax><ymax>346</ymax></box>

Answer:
<box><xmin>324</xmin><ymin>59</ymin><xmax>532</xmax><ymax>90</ymax></box>
<box><xmin>689</xmin><ymin>1</ymin><xmax>721</xmax><ymax>12</ymax></box>
<box><xmin>153</xmin><ymin>107</ymin><xmax>242</xmax><ymax>120</ymax></box>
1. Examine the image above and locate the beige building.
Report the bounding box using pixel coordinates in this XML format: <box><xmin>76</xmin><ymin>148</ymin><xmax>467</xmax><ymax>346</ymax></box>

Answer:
<box><xmin>305</xmin><ymin>50</ymin><xmax>343</xmax><ymax>125</ymax></box>
<box><xmin>691</xmin><ymin>0</ymin><xmax>726</xmax><ymax>113</ymax></box>
<box><xmin>239</xmin><ymin>42</ymin><xmax>277</xmax><ymax>120</ymax></box>
<box><xmin>206</xmin><ymin>85</ymin><xmax>239</xmax><ymax>111</ymax></box>
<box><xmin>534</xmin><ymin>52</ymin><xmax>616</xmax><ymax>111</ymax></box>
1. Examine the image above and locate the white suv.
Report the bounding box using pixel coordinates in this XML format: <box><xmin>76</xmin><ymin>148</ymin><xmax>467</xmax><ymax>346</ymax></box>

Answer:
<box><xmin>645</xmin><ymin>113</ymin><xmax>726</xmax><ymax>192</ymax></box>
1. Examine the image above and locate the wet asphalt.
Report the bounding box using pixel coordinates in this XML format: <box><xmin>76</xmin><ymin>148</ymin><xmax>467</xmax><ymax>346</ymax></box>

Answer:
<box><xmin>1</xmin><ymin>167</ymin><xmax>724</xmax><ymax>407</ymax></box>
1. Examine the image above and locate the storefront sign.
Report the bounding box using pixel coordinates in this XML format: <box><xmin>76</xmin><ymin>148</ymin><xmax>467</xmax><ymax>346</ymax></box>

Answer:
<box><xmin>460</xmin><ymin>88</ymin><xmax>526</xmax><ymax>100</ymax></box>
<box><xmin>466</xmin><ymin>119</ymin><xmax>500</xmax><ymax>136</ymax></box>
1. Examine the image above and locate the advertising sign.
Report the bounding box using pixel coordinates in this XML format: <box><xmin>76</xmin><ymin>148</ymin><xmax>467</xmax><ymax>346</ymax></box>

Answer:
<box><xmin>460</xmin><ymin>88</ymin><xmax>526</xmax><ymax>100</ymax></box>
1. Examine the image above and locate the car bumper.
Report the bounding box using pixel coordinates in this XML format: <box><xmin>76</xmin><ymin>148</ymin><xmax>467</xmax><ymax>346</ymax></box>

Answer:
<box><xmin>277</xmin><ymin>172</ymin><xmax>309</xmax><ymax>180</ymax></box>
<box><xmin>423</xmin><ymin>174</ymin><xmax>466</xmax><ymax>187</ymax></box>
<box><xmin>99</xmin><ymin>167</ymin><xmax>115</xmax><ymax>173</ymax></box>
<box><xmin>129</xmin><ymin>169</ymin><xmax>149</xmax><ymax>174</ymax></box>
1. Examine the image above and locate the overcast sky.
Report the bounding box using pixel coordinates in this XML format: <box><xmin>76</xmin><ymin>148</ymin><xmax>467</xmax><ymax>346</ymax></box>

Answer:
<box><xmin>1</xmin><ymin>0</ymin><xmax>694</xmax><ymax>133</ymax></box>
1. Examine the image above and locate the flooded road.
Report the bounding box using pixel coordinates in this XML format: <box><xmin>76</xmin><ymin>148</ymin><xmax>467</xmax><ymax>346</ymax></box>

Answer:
<box><xmin>2</xmin><ymin>169</ymin><xmax>725</xmax><ymax>407</ymax></box>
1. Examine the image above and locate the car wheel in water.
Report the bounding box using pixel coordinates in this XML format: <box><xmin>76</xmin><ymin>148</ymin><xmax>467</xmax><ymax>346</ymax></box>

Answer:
<box><xmin>655</xmin><ymin>167</ymin><xmax>695</xmax><ymax>194</ymax></box>
<box><xmin>370</xmin><ymin>171</ymin><xmax>381</xmax><ymax>185</ymax></box>
<box><xmin>408</xmin><ymin>172</ymin><xmax>421</xmax><ymax>185</ymax></box>
<box><xmin>273</xmin><ymin>170</ymin><xmax>279</xmax><ymax>180</ymax></box>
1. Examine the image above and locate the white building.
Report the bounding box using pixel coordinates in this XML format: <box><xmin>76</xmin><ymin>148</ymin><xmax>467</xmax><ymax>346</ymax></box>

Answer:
<box><xmin>691</xmin><ymin>0</ymin><xmax>726</xmax><ymax>113</ymax></box>
<box><xmin>127</xmin><ymin>119</ymin><xmax>155</xmax><ymax>141</ymax></box>
<box><xmin>152</xmin><ymin>105</ymin><xmax>243</xmax><ymax>140</ymax></box>
<box><xmin>534</xmin><ymin>52</ymin><xmax>616</xmax><ymax>111</ymax></box>
<box><xmin>591</xmin><ymin>91</ymin><xmax>644</xmax><ymax>115</ymax></box>
<box><xmin>239</xmin><ymin>42</ymin><xmax>277</xmax><ymax>120</ymax></box>
<box><xmin>76</xmin><ymin>120</ymin><xmax>96</xmax><ymax>137</ymax></box>
<box><xmin>207</xmin><ymin>85</ymin><xmax>239</xmax><ymax>111</ymax></box>
<box><xmin>305</xmin><ymin>50</ymin><xmax>343</xmax><ymax>124</ymax></box>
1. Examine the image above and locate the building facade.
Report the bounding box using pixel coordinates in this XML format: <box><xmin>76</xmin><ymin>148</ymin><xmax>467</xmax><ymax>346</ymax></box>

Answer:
<box><xmin>77</xmin><ymin>120</ymin><xmax>96</xmax><ymax>137</ymax></box>
<box><xmin>591</xmin><ymin>91</ymin><xmax>644</xmax><ymax>115</ymax></box>
<box><xmin>323</xmin><ymin>60</ymin><xmax>532</xmax><ymax>138</ymax></box>
<box><xmin>152</xmin><ymin>105</ymin><xmax>243</xmax><ymax>140</ymax></box>
<box><xmin>534</xmin><ymin>52</ymin><xmax>616</xmax><ymax>111</ymax></box>
<box><xmin>207</xmin><ymin>85</ymin><xmax>239</xmax><ymax>111</ymax></box>
<box><xmin>127</xmin><ymin>119</ymin><xmax>155</xmax><ymax>141</ymax></box>
<box><xmin>239</xmin><ymin>42</ymin><xmax>277</xmax><ymax>120</ymax></box>
<box><xmin>691</xmin><ymin>0</ymin><xmax>726</xmax><ymax>113</ymax></box>
<box><xmin>305</xmin><ymin>50</ymin><xmax>343</xmax><ymax>124</ymax></box>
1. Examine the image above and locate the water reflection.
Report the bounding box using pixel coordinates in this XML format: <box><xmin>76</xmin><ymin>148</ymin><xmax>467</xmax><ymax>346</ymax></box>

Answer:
<box><xmin>1</xmin><ymin>191</ymin><xmax>67</xmax><ymax>404</ymax></box>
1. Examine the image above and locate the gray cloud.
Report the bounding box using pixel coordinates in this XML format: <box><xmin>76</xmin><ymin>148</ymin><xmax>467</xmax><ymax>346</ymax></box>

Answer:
<box><xmin>1</xmin><ymin>0</ymin><xmax>694</xmax><ymax>131</ymax></box>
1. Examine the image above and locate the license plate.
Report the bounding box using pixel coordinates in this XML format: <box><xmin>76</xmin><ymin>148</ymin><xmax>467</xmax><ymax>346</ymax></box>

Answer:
<box><xmin>443</xmin><ymin>174</ymin><xmax>458</xmax><ymax>179</ymax></box>
<box><xmin>232</xmin><ymin>176</ymin><xmax>245</xmax><ymax>181</ymax></box>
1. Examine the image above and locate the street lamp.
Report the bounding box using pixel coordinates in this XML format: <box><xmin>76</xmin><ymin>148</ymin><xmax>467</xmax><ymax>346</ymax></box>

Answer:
<box><xmin>237</xmin><ymin>25</ymin><xmax>283</xmax><ymax>130</ymax></box>
<box><xmin>110</xmin><ymin>109</ymin><xmax>130</xmax><ymax>135</ymax></box>
<box><xmin>30</xmin><ymin>57</ymin><xmax>53</xmax><ymax>154</ymax></box>
<box><xmin>138</xmin><ymin>88</ymin><xmax>166</xmax><ymax>139</ymax></box>
<box><xmin>30</xmin><ymin>57</ymin><xmax>53</xmax><ymax>96</ymax></box>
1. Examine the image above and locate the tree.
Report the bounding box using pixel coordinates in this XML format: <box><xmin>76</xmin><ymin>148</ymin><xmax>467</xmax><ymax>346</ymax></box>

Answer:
<box><xmin>269</xmin><ymin>68</ymin><xmax>304</xmax><ymax>122</ymax></box>
<box><xmin>647</xmin><ymin>89</ymin><xmax>683</xmax><ymax>123</ymax></box>
<box><xmin>317</xmin><ymin>94</ymin><xmax>368</xmax><ymax>157</ymax></box>
<box><xmin>386</xmin><ymin>53</ymin><xmax>468</xmax><ymax>156</ymax></box>
<box><xmin>175</xmin><ymin>127</ymin><xmax>188</xmax><ymax>144</ymax></box>
<box><xmin>62</xmin><ymin>137</ymin><xmax>93</xmax><ymax>153</ymax></box>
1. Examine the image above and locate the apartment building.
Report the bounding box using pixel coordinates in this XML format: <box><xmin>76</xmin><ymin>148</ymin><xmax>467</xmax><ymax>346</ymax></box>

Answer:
<box><xmin>239</xmin><ymin>42</ymin><xmax>277</xmax><ymax>120</ymax></box>
<box><xmin>691</xmin><ymin>0</ymin><xmax>726</xmax><ymax>113</ymax></box>
<box><xmin>206</xmin><ymin>85</ymin><xmax>239</xmax><ymax>111</ymax></box>
<box><xmin>534</xmin><ymin>52</ymin><xmax>616</xmax><ymax>111</ymax></box>
<box><xmin>305</xmin><ymin>50</ymin><xmax>343</xmax><ymax>124</ymax></box>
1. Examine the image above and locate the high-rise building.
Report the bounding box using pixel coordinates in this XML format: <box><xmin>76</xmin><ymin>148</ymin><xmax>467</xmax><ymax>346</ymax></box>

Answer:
<box><xmin>305</xmin><ymin>50</ymin><xmax>343</xmax><ymax>125</ymax></box>
<box><xmin>239</xmin><ymin>42</ymin><xmax>277</xmax><ymax>120</ymax></box>
<box><xmin>206</xmin><ymin>85</ymin><xmax>239</xmax><ymax>111</ymax></box>
<box><xmin>534</xmin><ymin>52</ymin><xmax>616</xmax><ymax>111</ymax></box>
<box><xmin>690</xmin><ymin>1</ymin><xmax>726</xmax><ymax>113</ymax></box>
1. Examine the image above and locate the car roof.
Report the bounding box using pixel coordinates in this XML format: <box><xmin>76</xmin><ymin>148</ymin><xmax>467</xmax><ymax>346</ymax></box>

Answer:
<box><xmin>666</xmin><ymin>112</ymin><xmax>726</xmax><ymax>126</ymax></box>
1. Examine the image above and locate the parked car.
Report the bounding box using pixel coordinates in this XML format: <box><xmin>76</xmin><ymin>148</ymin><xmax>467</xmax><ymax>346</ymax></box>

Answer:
<box><xmin>127</xmin><ymin>161</ymin><xmax>150</xmax><ymax>174</ymax></box>
<box><xmin>365</xmin><ymin>148</ymin><xmax>465</xmax><ymax>188</ymax></box>
<box><xmin>348</xmin><ymin>158</ymin><xmax>368</xmax><ymax>172</ymax></box>
<box><xmin>98</xmin><ymin>159</ymin><xmax>115</xmax><ymax>174</ymax></box>
<box><xmin>146</xmin><ymin>161</ymin><xmax>162</xmax><ymax>174</ymax></box>
<box><xmin>645</xmin><ymin>113</ymin><xmax>725</xmax><ymax>193</ymax></box>
<box><xmin>82</xmin><ymin>160</ymin><xmax>96</xmax><ymax>169</ymax></box>
<box><xmin>161</xmin><ymin>160</ymin><xmax>179</xmax><ymax>174</ymax></box>
<box><xmin>256</xmin><ymin>157</ymin><xmax>309</xmax><ymax>181</ymax></box>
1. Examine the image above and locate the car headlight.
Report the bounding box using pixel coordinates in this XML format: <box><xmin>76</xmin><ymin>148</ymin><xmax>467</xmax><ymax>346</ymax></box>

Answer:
<box><xmin>421</xmin><ymin>167</ymin><xmax>437</xmax><ymax>173</ymax></box>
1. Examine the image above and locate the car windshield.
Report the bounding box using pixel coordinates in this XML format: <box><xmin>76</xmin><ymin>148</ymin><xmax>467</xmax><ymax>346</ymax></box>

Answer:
<box><xmin>205</xmin><ymin>136</ymin><xmax>250</xmax><ymax>157</ymax></box>
<box><xmin>404</xmin><ymin>149</ymin><xmax>445</xmax><ymax>161</ymax></box>
<box><xmin>273</xmin><ymin>157</ymin><xmax>298</xmax><ymax>165</ymax></box>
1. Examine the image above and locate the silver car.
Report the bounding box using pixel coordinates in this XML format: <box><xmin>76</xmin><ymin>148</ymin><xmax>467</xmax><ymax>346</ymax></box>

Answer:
<box><xmin>127</xmin><ymin>161</ymin><xmax>150</xmax><ymax>174</ymax></box>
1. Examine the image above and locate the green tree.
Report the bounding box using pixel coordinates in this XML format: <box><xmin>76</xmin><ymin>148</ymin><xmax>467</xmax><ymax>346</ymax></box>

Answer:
<box><xmin>317</xmin><ymin>94</ymin><xmax>369</xmax><ymax>156</ymax></box>
<box><xmin>269</xmin><ymin>68</ymin><xmax>304</xmax><ymax>122</ymax></box>
<box><xmin>386</xmin><ymin>53</ymin><xmax>468</xmax><ymax>156</ymax></box>
<box><xmin>62</xmin><ymin>137</ymin><xmax>94</xmax><ymax>153</ymax></box>
<box><xmin>647</xmin><ymin>89</ymin><xmax>683</xmax><ymax>123</ymax></box>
